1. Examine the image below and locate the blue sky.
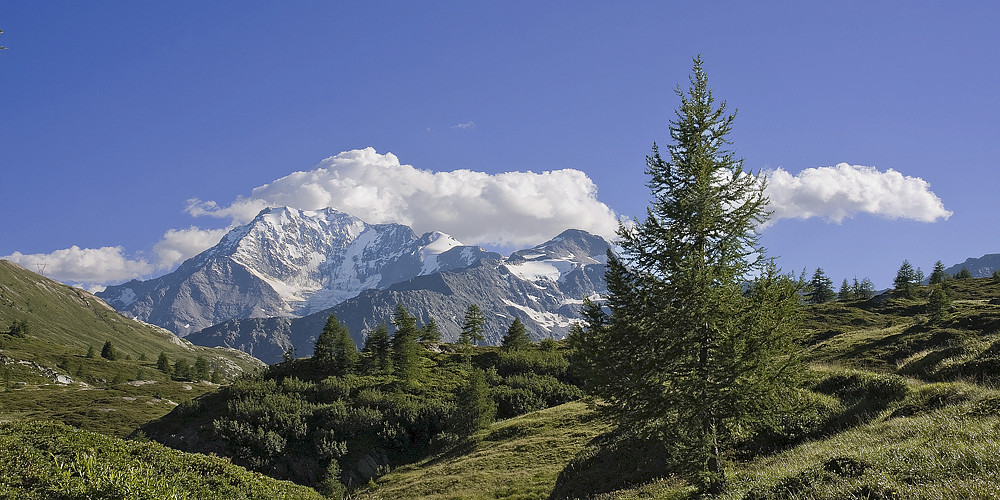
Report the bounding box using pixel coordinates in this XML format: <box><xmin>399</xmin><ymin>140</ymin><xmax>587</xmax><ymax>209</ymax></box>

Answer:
<box><xmin>1</xmin><ymin>2</ymin><xmax>997</xmax><ymax>290</ymax></box>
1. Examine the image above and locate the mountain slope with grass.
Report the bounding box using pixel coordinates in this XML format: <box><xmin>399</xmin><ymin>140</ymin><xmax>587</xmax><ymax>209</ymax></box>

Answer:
<box><xmin>0</xmin><ymin>259</ymin><xmax>264</xmax><ymax>436</ymax></box>
<box><xmin>354</xmin><ymin>276</ymin><xmax>1000</xmax><ymax>499</ymax></box>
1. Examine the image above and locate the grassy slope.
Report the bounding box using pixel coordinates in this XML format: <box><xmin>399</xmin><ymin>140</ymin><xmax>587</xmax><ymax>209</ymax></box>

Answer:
<box><xmin>365</xmin><ymin>278</ymin><xmax>1000</xmax><ymax>499</ymax></box>
<box><xmin>0</xmin><ymin>259</ymin><xmax>265</xmax><ymax>436</ymax></box>
<box><xmin>0</xmin><ymin>419</ymin><xmax>324</xmax><ymax>499</ymax></box>
<box><xmin>366</xmin><ymin>400</ymin><xmax>609</xmax><ymax>500</ymax></box>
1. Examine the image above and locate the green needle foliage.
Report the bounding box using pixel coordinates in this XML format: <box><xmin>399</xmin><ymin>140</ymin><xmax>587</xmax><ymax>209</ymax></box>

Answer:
<box><xmin>314</xmin><ymin>313</ymin><xmax>359</xmax><ymax>376</ymax></box>
<box><xmin>501</xmin><ymin>318</ymin><xmax>531</xmax><ymax>352</ymax></box>
<box><xmin>580</xmin><ymin>57</ymin><xmax>804</xmax><ymax>494</ymax></box>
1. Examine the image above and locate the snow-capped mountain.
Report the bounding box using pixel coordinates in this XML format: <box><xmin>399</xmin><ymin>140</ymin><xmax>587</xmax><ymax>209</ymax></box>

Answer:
<box><xmin>98</xmin><ymin>207</ymin><xmax>492</xmax><ymax>335</ymax></box>
<box><xmin>187</xmin><ymin>229</ymin><xmax>612</xmax><ymax>363</ymax></box>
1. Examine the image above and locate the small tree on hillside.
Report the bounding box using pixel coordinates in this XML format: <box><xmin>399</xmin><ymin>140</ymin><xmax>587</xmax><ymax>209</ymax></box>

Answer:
<box><xmin>173</xmin><ymin>359</ymin><xmax>191</xmax><ymax>381</ymax></box>
<box><xmin>894</xmin><ymin>260</ymin><xmax>920</xmax><ymax>298</ymax></box>
<box><xmin>5</xmin><ymin>320</ymin><xmax>28</xmax><ymax>338</ymax></box>
<box><xmin>391</xmin><ymin>305</ymin><xmax>423</xmax><ymax>385</ymax></box>
<box><xmin>808</xmin><ymin>268</ymin><xmax>836</xmax><ymax>304</ymax></box>
<box><xmin>362</xmin><ymin>323</ymin><xmax>392</xmax><ymax>374</ymax></box>
<box><xmin>101</xmin><ymin>340</ymin><xmax>118</xmax><ymax>361</ymax></box>
<box><xmin>993</xmin><ymin>270</ymin><xmax>1000</xmax><ymax>284</ymax></box>
<box><xmin>419</xmin><ymin>317</ymin><xmax>442</xmax><ymax>343</ymax></box>
<box><xmin>459</xmin><ymin>304</ymin><xmax>486</xmax><ymax>364</ymax></box>
<box><xmin>929</xmin><ymin>260</ymin><xmax>949</xmax><ymax>285</ymax></box>
<box><xmin>156</xmin><ymin>352</ymin><xmax>171</xmax><ymax>374</ymax></box>
<box><xmin>193</xmin><ymin>356</ymin><xmax>211</xmax><ymax>381</ymax></box>
<box><xmin>927</xmin><ymin>285</ymin><xmax>951</xmax><ymax>323</ymax></box>
<box><xmin>315</xmin><ymin>313</ymin><xmax>358</xmax><ymax>376</ymax></box>
<box><xmin>453</xmin><ymin>368</ymin><xmax>496</xmax><ymax>435</ymax></box>
<box><xmin>501</xmin><ymin>318</ymin><xmax>531</xmax><ymax>351</ymax></box>
<box><xmin>956</xmin><ymin>267</ymin><xmax>973</xmax><ymax>279</ymax></box>
<box><xmin>837</xmin><ymin>278</ymin><xmax>853</xmax><ymax>301</ymax></box>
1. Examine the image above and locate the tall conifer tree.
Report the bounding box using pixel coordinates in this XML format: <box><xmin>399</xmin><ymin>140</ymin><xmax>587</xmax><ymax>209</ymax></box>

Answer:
<box><xmin>584</xmin><ymin>57</ymin><xmax>803</xmax><ymax>493</ymax></box>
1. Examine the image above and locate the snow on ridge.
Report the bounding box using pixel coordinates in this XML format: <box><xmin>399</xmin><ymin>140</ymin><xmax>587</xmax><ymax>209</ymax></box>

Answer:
<box><xmin>502</xmin><ymin>299</ymin><xmax>574</xmax><ymax>332</ymax></box>
<box><xmin>504</xmin><ymin>258</ymin><xmax>577</xmax><ymax>282</ymax></box>
<box><xmin>419</xmin><ymin>231</ymin><xmax>463</xmax><ymax>275</ymax></box>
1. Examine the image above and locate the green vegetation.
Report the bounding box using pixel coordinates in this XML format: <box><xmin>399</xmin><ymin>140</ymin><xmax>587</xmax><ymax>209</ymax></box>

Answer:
<box><xmin>576</xmin><ymin>56</ymin><xmax>804</xmax><ymax>493</ymax></box>
<box><xmin>0</xmin><ymin>420</ymin><xmax>323</xmax><ymax>499</ymax></box>
<box><xmin>142</xmin><ymin>317</ymin><xmax>583</xmax><ymax>494</ymax></box>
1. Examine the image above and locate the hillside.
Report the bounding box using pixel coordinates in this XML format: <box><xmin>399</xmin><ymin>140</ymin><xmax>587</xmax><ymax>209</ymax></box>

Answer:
<box><xmin>354</xmin><ymin>276</ymin><xmax>1000</xmax><ymax>499</ymax></box>
<box><xmin>0</xmin><ymin>420</ymin><xmax>324</xmax><ymax>499</ymax></box>
<box><xmin>0</xmin><ymin>260</ymin><xmax>264</xmax><ymax>436</ymax></box>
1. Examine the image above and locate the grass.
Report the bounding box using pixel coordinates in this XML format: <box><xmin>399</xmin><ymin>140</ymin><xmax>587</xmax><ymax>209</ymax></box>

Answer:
<box><xmin>0</xmin><ymin>419</ymin><xmax>324</xmax><ymax>499</ymax></box>
<box><xmin>361</xmin><ymin>400</ymin><xmax>609</xmax><ymax>500</ymax></box>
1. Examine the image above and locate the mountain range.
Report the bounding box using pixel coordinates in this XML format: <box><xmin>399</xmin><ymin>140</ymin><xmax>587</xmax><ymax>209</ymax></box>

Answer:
<box><xmin>98</xmin><ymin>207</ymin><xmax>611</xmax><ymax>363</ymax></box>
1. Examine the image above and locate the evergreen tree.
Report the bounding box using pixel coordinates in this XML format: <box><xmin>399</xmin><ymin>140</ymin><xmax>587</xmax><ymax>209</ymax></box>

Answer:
<box><xmin>929</xmin><ymin>260</ymin><xmax>949</xmax><ymax>284</ymax></box>
<box><xmin>500</xmin><ymin>318</ymin><xmax>531</xmax><ymax>351</ymax></box>
<box><xmin>5</xmin><ymin>320</ymin><xmax>28</xmax><ymax>338</ymax></box>
<box><xmin>173</xmin><ymin>359</ymin><xmax>191</xmax><ymax>381</ymax></box>
<box><xmin>362</xmin><ymin>323</ymin><xmax>392</xmax><ymax>374</ymax></box>
<box><xmin>459</xmin><ymin>304</ymin><xmax>486</xmax><ymax>364</ymax></box>
<box><xmin>210</xmin><ymin>369</ymin><xmax>222</xmax><ymax>384</ymax></box>
<box><xmin>419</xmin><ymin>317</ymin><xmax>442</xmax><ymax>343</ymax></box>
<box><xmin>315</xmin><ymin>314</ymin><xmax>358</xmax><ymax>376</ymax></box>
<box><xmin>101</xmin><ymin>340</ymin><xmax>118</xmax><ymax>361</ymax></box>
<box><xmin>993</xmin><ymin>270</ymin><xmax>1000</xmax><ymax>284</ymax></box>
<box><xmin>453</xmin><ymin>368</ymin><xmax>497</xmax><ymax>435</ymax></box>
<box><xmin>837</xmin><ymin>278</ymin><xmax>853</xmax><ymax>301</ymax></box>
<box><xmin>86</xmin><ymin>345</ymin><xmax>96</xmax><ymax>359</ymax></box>
<box><xmin>858</xmin><ymin>277</ymin><xmax>876</xmax><ymax>299</ymax></box>
<box><xmin>583</xmin><ymin>58</ymin><xmax>804</xmax><ymax>494</ymax></box>
<box><xmin>808</xmin><ymin>268</ymin><xmax>836</xmax><ymax>304</ymax></box>
<box><xmin>391</xmin><ymin>305</ymin><xmax>423</xmax><ymax>385</ymax></box>
<box><xmin>193</xmin><ymin>356</ymin><xmax>211</xmax><ymax>381</ymax></box>
<box><xmin>156</xmin><ymin>352</ymin><xmax>171</xmax><ymax>376</ymax></box>
<box><xmin>927</xmin><ymin>285</ymin><xmax>951</xmax><ymax>323</ymax></box>
<box><xmin>956</xmin><ymin>267</ymin><xmax>973</xmax><ymax>279</ymax></box>
<box><xmin>894</xmin><ymin>260</ymin><xmax>920</xmax><ymax>297</ymax></box>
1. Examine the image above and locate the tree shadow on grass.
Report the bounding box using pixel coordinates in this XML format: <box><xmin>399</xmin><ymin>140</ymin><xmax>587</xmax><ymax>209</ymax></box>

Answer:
<box><xmin>549</xmin><ymin>430</ymin><xmax>686</xmax><ymax>500</ymax></box>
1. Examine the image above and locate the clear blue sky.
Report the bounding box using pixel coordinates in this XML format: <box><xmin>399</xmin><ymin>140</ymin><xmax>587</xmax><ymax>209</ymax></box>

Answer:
<box><xmin>1</xmin><ymin>2</ymin><xmax>998</xmax><ymax>290</ymax></box>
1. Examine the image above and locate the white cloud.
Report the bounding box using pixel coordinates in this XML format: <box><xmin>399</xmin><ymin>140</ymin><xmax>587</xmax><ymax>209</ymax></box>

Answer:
<box><xmin>764</xmin><ymin>163</ymin><xmax>952</xmax><ymax>224</ymax></box>
<box><xmin>186</xmin><ymin>147</ymin><xmax>619</xmax><ymax>247</ymax></box>
<box><xmin>453</xmin><ymin>121</ymin><xmax>476</xmax><ymax>130</ymax></box>
<box><xmin>1</xmin><ymin>246</ymin><xmax>153</xmax><ymax>286</ymax></box>
<box><xmin>153</xmin><ymin>226</ymin><xmax>231</xmax><ymax>269</ymax></box>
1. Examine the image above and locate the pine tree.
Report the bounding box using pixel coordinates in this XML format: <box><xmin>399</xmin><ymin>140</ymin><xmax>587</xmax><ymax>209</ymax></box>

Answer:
<box><xmin>956</xmin><ymin>267</ymin><xmax>973</xmax><ymax>279</ymax></box>
<box><xmin>173</xmin><ymin>359</ymin><xmax>191</xmax><ymax>381</ymax></box>
<box><xmin>362</xmin><ymin>323</ymin><xmax>392</xmax><ymax>374</ymax></box>
<box><xmin>929</xmin><ymin>260</ymin><xmax>949</xmax><ymax>284</ymax></box>
<box><xmin>993</xmin><ymin>270</ymin><xmax>1000</xmax><ymax>284</ymax></box>
<box><xmin>858</xmin><ymin>278</ymin><xmax>876</xmax><ymax>299</ymax></box>
<box><xmin>585</xmin><ymin>57</ymin><xmax>803</xmax><ymax>494</ymax></box>
<box><xmin>501</xmin><ymin>318</ymin><xmax>531</xmax><ymax>351</ymax></box>
<box><xmin>101</xmin><ymin>340</ymin><xmax>118</xmax><ymax>361</ymax></box>
<box><xmin>807</xmin><ymin>268</ymin><xmax>835</xmax><ymax>304</ymax></box>
<box><xmin>156</xmin><ymin>352</ymin><xmax>171</xmax><ymax>376</ymax></box>
<box><xmin>927</xmin><ymin>285</ymin><xmax>951</xmax><ymax>322</ymax></box>
<box><xmin>193</xmin><ymin>356</ymin><xmax>211</xmax><ymax>381</ymax></box>
<box><xmin>391</xmin><ymin>305</ymin><xmax>423</xmax><ymax>385</ymax></box>
<box><xmin>419</xmin><ymin>317</ymin><xmax>442</xmax><ymax>343</ymax></box>
<box><xmin>86</xmin><ymin>345</ymin><xmax>96</xmax><ymax>359</ymax></box>
<box><xmin>453</xmin><ymin>368</ymin><xmax>497</xmax><ymax>435</ymax></box>
<box><xmin>315</xmin><ymin>313</ymin><xmax>358</xmax><ymax>376</ymax></box>
<box><xmin>894</xmin><ymin>260</ymin><xmax>920</xmax><ymax>297</ymax></box>
<box><xmin>459</xmin><ymin>304</ymin><xmax>486</xmax><ymax>364</ymax></box>
<box><xmin>837</xmin><ymin>278</ymin><xmax>851</xmax><ymax>301</ymax></box>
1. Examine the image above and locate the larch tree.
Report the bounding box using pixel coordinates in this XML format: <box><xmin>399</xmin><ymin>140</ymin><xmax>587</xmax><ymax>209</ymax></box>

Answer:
<box><xmin>362</xmin><ymin>322</ymin><xmax>392</xmax><ymax>374</ymax></box>
<box><xmin>583</xmin><ymin>57</ymin><xmax>804</xmax><ymax>494</ymax></box>
<box><xmin>929</xmin><ymin>260</ymin><xmax>949</xmax><ymax>285</ymax></box>
<box><xmin>391</xmin><ymin>305</ymin><xmax>423</xmax><ymax>385</ymax></box>
<box><xmin>500</xmin><ymin>318</ymin><xmax>531</xmax><ymax>352</ymax></box>
<box><xmin>459</xmin><ymin>304</ymin><xmax>486</xmax><ymax>364</ymax></box>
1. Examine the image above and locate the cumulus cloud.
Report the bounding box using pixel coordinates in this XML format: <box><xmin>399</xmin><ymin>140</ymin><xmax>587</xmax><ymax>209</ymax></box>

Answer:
<box><xmin>185</xmin><ymin>147</ymin><xmax>620</xmax><ymax>247</ymax></box>
<box><xmin>763</xmin><ymin>163</ymin><xmax>952</xmax><ymax>224</ymax></box>
<box><xmin>153</xmin><ymin>226</ymin><xmax>231</xmax><ymax>269</ymax></box>
<box><xmin>452</xmin><ymin>121</ymin><xmax>476</xmax><ymax>130</ymax></box>
<box><xmin>1</xmin><ymin>246</ymin><xmax>154</xmax><ymax>288</ymax></box>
